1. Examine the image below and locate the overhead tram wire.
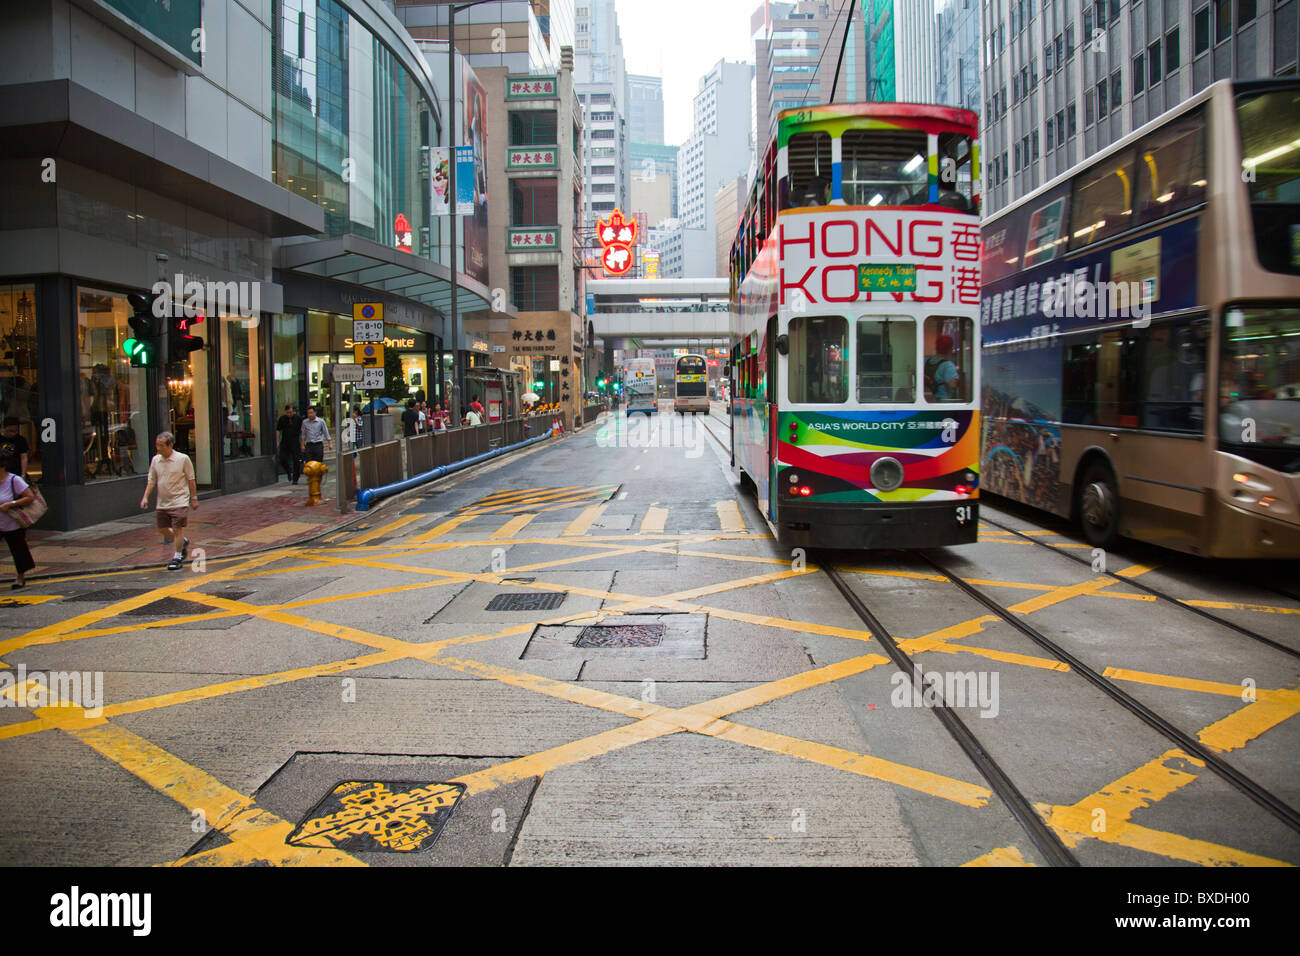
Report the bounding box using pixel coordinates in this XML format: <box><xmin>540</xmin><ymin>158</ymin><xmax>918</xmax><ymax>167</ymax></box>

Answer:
<box><xmin>828</xmin><ymin>0</ymin><xmax>856</xmax><ymax>104</ymax></box>
<box><xmin>795</xmin><ymin>0</ymin><xmax>851</xmax><ymax>110</ymax></box>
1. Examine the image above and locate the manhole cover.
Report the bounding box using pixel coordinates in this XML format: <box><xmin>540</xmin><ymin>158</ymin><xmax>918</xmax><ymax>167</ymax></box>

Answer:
<box><xmin>502</xmin><ymin>577</ymin><xmax>536</xmax><ymax>584</ymax></box>
<box><xmin>486</xmin><ymin>592</ymin><xmax>564</xmax><ymax>611</ymax></box>
<box><xmin>128</xmin><ymin>591</ymin><xmax>253</xmax><ymax>616</ymax></box>
<box><xmin>286</xmin><ymin>780</ymin><xmax>465</xmax><ymax>853</ymax></box>
<box><xmin>575</xmin><ymin>624</ymin><xmax>664</xmax><ymax>648</ymax></box>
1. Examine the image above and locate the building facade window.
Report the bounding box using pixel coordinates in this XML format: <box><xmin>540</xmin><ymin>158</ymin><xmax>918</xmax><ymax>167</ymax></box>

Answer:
<box><xmin>510</xmin><ymin>267</ymin><xmax>559</xmax><ymax>311</ymax></box>
<box><xmin>510</xmin><ymin>179</ymin><xmax>558</xmax><ymax>226</ymax></box>
<box><xmin>509</xmin><ymin>110</ymin><xmax>558</xmax><ymax>146</ymax></box>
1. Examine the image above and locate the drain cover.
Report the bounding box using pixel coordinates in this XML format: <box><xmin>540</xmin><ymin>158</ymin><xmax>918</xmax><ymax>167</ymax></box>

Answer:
<box><xmin>286</xmin><ymin>780</ymin><xmax>465</xmax><ymax>853</ymax></box>
<box><xmin>575</xmin><ymin>624</ymin><xmax>664</xmax><ymax>648</ymax></box>
<box><xmin>486</xmin><ymin>592</ymin><xmax>565</xmax><ymax>611</ymax></box>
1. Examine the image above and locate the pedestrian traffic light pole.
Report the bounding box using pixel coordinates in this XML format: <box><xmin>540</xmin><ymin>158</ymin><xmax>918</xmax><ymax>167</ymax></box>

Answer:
<box><xmin>444</xmin><ymin>0</ymin><xmax>496</xmax><ymax>420</ymax></box>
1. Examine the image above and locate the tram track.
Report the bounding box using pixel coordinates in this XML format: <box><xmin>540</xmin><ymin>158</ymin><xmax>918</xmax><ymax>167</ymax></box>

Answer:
<box><xmin>694</xmin><ymin>409</ymin><xmax>1300</xmax><ymax>857</ymax></box>
<box><xmin>978</xmin><ymin>513</ymin><xmax>1300</xmax><ymax>662</ymax></box>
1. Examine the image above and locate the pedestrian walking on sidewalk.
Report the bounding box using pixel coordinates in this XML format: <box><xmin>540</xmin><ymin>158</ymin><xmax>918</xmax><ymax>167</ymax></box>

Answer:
<box><xmin>276</xmin><ymin>404</ymin><xmax>303</xmax><ymax>484</ymax></box>
<box><xmin>140</xmin><ymin>431</ymin><xmax>197</xmax><ymax>572</ymax></box>
<box><xmin>301</xmin><ymin>406</ymin><xmax>331</xmax><ymax>464</ymax></box>
<box><xmin>0</xmin><ymin>456</ymin><xmax>36</xmax><ymax>587</ymax></box>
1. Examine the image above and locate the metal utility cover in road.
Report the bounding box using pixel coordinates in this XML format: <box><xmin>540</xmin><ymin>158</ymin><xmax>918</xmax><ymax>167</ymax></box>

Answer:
<box><xmin>354</xmin><ymin>341</ymin><xmax>384</xmax><ymax>367</ymax></box>
<box><xmin>486</xmin><ymin>592</ymin><xmax>566</xmax><ymax>611</ymax></box>
<box><xmin>286</xmin><ymin>780</ymin><xmax>465</xmax><ymax>853</ymax></box>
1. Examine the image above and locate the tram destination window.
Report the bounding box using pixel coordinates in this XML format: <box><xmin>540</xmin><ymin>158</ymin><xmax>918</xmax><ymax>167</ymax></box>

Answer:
<box><xmin>788</xmin><ymin>315</ymin><xmax>848</xmax><ymax>404</ymax></box>
<box><xmin>856</xmin><ymin>317</ymin><xmax>916</xmax><ymax>402</ymax></box>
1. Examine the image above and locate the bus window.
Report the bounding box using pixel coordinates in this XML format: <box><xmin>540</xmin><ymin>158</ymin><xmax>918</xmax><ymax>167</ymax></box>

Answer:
<box><xmin>1069</xmin><ymin>147</ymin><xmax>1136</xmax><ymax>249</ymax></box>
<box><xmin>923</xmin><ymin>316</ymin><xmax>973</xmax><ymax>403</ymax></box>
<box><xmin>786</xmin><ymin>131</ymin><xmax>832</xmax><ymax>208</ymax></box>
<box><xmin>1062</xmin><ymin>329</ymin><xmax>1142</xmax><ymax>426</ymax></box>
<box><xmin>841</xmin><ymin>129</ymin><xmax>928</xmax><ymax>207</ymax></box>
<box><xmin>1236</xmin><ymin>88</ymin><xmax>1300</xmax><ymax>275</ymax></box>
<box><xmin>788</xmin><ymin>315</ymin><xmax>848</xmax><ymax>403</ymax></box>
<box><xmin>1142</xmin><ymin>318</ymin><xmax>1208</xmax><ymax>432</ymax></box>
<box><xmin>1220</xmin><ymin>306</ymin><xmax>1300</xmax><ymax>449</ymax></box>
<box><xmin>856</xmin><ymin>317</ymin><xmax>917</xmax><ymax>403</ymax></box>
<box><xmin>1134</xmin><ymin>110</ymin><xmax>1206</xmax><ymax>224</ymax></box>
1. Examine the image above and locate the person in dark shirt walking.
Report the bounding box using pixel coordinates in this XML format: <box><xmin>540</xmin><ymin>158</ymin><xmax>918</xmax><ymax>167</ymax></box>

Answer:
<box><xmin>276</xmin><ymin>404</ymin><xmax>303</xmax><ymax>484</ymax></box>
<box><xmin>0</xmin><ymin>416</ymin><xmax>30</xmax><ymax>478</ymax></box>
<box><xmin>401</xmin><ymin>399</ymin><xmax>419</xmax><ymax>437</ymax></box>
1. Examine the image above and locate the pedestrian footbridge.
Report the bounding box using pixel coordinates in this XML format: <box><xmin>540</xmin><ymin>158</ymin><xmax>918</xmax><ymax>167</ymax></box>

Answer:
<box><xmin>587</xmin><ymin>278</ymin><xmax>729</xmax><ymax>350</ymax></box>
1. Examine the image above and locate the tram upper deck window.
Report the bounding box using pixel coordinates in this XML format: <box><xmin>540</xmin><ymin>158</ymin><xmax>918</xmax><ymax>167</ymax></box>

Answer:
<box><xmin>1068</xmin><ymin>147</ymin><xmax>1136</xmax><ymax>250</ymax></box>
<box><xmin>788</xmin><ymin>315</ymin><xmax>848</xmax><ymax>404</ymax></box>
<box><xmin>856</xmin><ymin>317</ymin><xmax>917</xmax><ymax>403</ymax></box>
<box><xmin>841</xmin><ymin>129</ymin><xmax>928</xmax><ymax>207</ymax></box>
<box><xmin>937</xmin><ymin>131</ymin><xmax>977</xmax><ymax>214</ymax></box>
<box><xmin>1134</xmin><ymin>110</ymin><xmax>1206</xmax><ymax>224</ymax></box>
<box><xmin>923</xmin><ymin>316</ymin><xmax>974</xmax><ymax>403</ymax></box>
<box><xmin>785</xmin><ymin>131</ymin><xmax>832</xmax><ymax>208</ymax></box>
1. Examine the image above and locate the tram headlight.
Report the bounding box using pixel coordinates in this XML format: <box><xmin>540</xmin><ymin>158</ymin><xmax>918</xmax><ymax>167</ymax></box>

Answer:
<box><xmin>788</xmin><ymin>473</ymin><xmax>799</xmax><ymax>484</ymax></box>
<box><xmin>870</xmin><ymin>457</ymin><xmax>905</xmax><ymax>492</ymax></box>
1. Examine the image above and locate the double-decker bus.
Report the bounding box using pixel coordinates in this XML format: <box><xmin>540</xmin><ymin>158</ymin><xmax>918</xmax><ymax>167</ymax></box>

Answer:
<box><xmin>981</xmin><ymin>79</ymin><xmax>1300</xmax><ymax>557</ymax></box>
<box><xmin>674</xmin><ymin>353</ymin><xmax>709</xmax><ymax>414</ymax></box>
<box><xmin>623</xmin><ymin>356</ymin><xmax>658</xmax><ymax>415</ymax></box>
<box><xmin>728</xmin><ymin>102</ymin><xmax>983</xmax><ymax>549</ymax></box>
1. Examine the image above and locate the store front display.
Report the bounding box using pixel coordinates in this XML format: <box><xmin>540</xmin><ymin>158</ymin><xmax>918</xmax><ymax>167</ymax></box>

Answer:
<box><xmin>0</xmin><ymin>285</ymin><xmax>39</xmax><ymax>481</ymax></box>
<box><xmin>76</xmin><ymin>288</ymin><xmax>155</xmax><ymax>483</ymax></box>
<box><xmin>307</xmin><ymin>310</ymin><xmax>435</xmax><ymax>428</ymax></box>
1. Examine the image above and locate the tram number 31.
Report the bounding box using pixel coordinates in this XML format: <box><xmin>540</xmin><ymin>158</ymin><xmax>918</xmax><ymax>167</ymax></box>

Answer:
<box><xmin>955</xmin><ymin>505</ymin><xmax>974</xmax><ymax>524</ymax></box>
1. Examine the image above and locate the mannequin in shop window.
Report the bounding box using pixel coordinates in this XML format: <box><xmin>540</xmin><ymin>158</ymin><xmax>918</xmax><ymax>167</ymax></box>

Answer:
<box><xmin>89</xmin><ymin>364</ymin><xmax>117</xmax><ymax>477</ymax></box>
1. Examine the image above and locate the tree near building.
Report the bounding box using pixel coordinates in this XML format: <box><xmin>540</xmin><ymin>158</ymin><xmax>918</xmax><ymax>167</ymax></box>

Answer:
<box><xmin>381</xmin><ymin>348</ymin><xmax>408</xmax><ymax>401</ymax></box>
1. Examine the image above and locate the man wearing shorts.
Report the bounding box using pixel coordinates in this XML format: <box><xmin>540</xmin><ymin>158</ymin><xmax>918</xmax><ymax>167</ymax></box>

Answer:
<box><xmin>140</xmin><ymin>431</ymin><xmax>197</xmax><ymax>571</ymax></box>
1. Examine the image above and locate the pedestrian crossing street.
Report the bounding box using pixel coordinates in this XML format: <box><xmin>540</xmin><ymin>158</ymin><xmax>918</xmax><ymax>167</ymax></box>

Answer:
<box><xmin>332</xmin><ymin>496</ymin><xmax>767</xmax><ymax>546</ymax></box>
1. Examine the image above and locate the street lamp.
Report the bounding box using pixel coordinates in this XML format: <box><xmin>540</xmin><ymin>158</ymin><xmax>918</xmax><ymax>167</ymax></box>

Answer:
<box><xmin>436</xmin><ymin>0</ymin><xmax>498</xmax><ymax>417</ymax></box>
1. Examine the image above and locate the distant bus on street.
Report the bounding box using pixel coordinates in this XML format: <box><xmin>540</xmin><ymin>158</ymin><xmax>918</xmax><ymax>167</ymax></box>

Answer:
<box><xmin>624</xmin><ymin>357</ymin><xmax>658</xmax><ymax>415</ymax></box>
<box><xmin>674</xmin><ymin>353</ymin><xmax>709</xmax><ymax>414</ymax></box>
<box><xmin>981</xmin><ymin>79</ymin><xmax>1300</xmax><ymax>557</ymax></box>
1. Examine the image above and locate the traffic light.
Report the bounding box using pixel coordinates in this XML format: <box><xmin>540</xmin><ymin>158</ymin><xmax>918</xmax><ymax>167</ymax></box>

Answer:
<box><xmin>169</xmin><ymin>310</ymin><xmax>204</xmax><ymax>364</ymax></box>
<box><xmin>597</xmin><ymin>377</ymin><xmax>606</xmax><ymax>389</ymax></box>
<box><xmin>123</xmin><ymin>293</ymin><xmax>160</xmax><ymax>367</ymax></box>
<box><xmin>534</xmin><ymin>380</ymin><xmax>545</xmax><ymax>390</ymax></box>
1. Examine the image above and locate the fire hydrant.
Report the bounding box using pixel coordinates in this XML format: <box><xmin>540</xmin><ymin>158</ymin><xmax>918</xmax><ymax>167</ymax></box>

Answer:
<box><xmin>302</xmin><ymin>460</ymin><xmax>328</xmax><ymax>506</ymax></box>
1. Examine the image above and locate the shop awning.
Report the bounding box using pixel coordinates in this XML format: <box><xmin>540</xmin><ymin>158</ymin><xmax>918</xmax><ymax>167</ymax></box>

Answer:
<box><xmin>278</xmin><ymin>235</ymin><xmax>515</xmax><ymax>319</ymax></box>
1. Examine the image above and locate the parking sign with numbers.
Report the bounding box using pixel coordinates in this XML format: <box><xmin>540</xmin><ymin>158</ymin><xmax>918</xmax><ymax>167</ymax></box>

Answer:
<box><xmin>353</xmin><ymin>319</ymin><xmax>384</xmax><ymax>342</ymax></box>
<box><xmin>361</xmin><ymin>368</ymin><xmax>385</xmax><ymax>389</ymax></box>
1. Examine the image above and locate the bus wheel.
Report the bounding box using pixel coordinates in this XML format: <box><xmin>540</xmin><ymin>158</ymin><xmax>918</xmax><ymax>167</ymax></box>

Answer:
<box><xmin>1077</xmin><ymin>461</ymin><xmax>1120</xmax><ymax>548</ymax></box>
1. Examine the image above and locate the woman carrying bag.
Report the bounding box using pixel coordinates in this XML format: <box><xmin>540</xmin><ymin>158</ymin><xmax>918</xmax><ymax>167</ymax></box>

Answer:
<box><xmin>0</xmin><ymin>455</ymin><xmax>40</xmax><ymax>588</ymax></box>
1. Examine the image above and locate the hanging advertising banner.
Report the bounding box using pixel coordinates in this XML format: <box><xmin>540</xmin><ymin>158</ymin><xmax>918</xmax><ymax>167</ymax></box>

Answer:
<box><xmin>455</xmin><ymin>145</ymin><xmax>475</xmax><ymax>216</ymax></box>
<box><xmin>431</xmin><ymin>147</ymin><xmax>451</xmax><ymax>216</ymax></box>
<box><xmin>463</xmin><ymin>62</ymin><xmax>490</xmax><ymax>284</ymax></box>
<box><xmin>643</xmin><ymin>249</ymin><xmax>660</xmax><ymax>278</ymax></box>
<box><xmin>394</xmin><ymin>213</ymin><xmax>413</xmax><ymax>253</ymax></box>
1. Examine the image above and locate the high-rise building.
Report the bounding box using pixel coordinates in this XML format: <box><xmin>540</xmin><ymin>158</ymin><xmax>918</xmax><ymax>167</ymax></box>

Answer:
<box><xmin>678</xmin><ymin>59</ymin><xmax>754</xmax><ymax>273</ymax></box>
<box><xmin>754</xmin><ymin>1</ymin><xmax>868</xmax><ymax>141</ymax></box>
<box><xmin>628</xmin><ymin>74</ymin><xmax>665</xmax><ymax>144</ymax></box>
<box><xmin>862</xmin><ymin>1</ymin><xmax>944</xmax><ymax>105</ymax></box>
<box><xmin>575</xmin><ymin>0</ymin><xmax>630</xmax><ymax>224</ymax></box>
<box><xmin>935</xmin><ymin>0</ymin><xmax>981</xmax><ymax>112</ymax></box>
<box><xmin>714</xmin><ymin>176</ymin><xmax>748</xmax><ymax>277</ymax></box>
<box><xmin>397</xmin><ymin>0</ymin><xmax>574</xmax><ymax>73</ymax></box>
<box><xmin>981</xmin><ymin>0</ymin><xmax>1300</xmax><ymax>216</ymax></box>
<box><xmin>630</xmin><ymin>142</ymin><xmax>678</xmax><ymax>225</ymax></box>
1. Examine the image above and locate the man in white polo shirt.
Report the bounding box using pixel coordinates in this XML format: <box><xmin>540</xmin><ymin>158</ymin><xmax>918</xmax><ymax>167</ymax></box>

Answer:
<box><xmin>140</xmin><ymin>431</ymin><xmax>197</xmax><ymax>571</ymax></box>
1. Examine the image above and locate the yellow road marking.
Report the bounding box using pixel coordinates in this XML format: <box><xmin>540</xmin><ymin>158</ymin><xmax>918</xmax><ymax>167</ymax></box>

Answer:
<box><xmin>1103</xmin><ymin>667</ymin><xmax>1266</xmax><ymax>699</ymax></box>
<box><xmin>68</xmin><ymin>721</ymin><xmax>363</xmax><ymax>866</ymax></box>
<box><xmin>963</xmin><ymin>846</ymin><xmax>1034</xmax><ymax>866</ymax></box>
<box><xmin>406</xmin><ymin>514</ymin><xmax>476</xmax><ymax>543</ymax></box>
<box><xmin>1184</xmin><ymin>599</ymin><xmax>1300</xmax><ymax>615</ymax></box>
<box><xmin>0</xmin><ymin>594</ymin><xmax>62</xmax><ymax>606</ymax></box>
<box><xmin>562</xmin><ymin>504</ymin><xmax>607</xmax><ymax>536</ymax></box>
<box><xmin>1005</xmin><ymin>576</ymin><xmax>1116</xmax><ymax>614</ymax></box>
<box><xmin>1196</xmin><ymin>686</ymin><xmax>1300</xmax><ymax>754</ymax></box>
<box><xmin>345</xmin><ymin>515</ymin><xmax>423</xmax><ymax>545</ymax></box>
<box><xmin>492</xmin><ymin>513</ymin><xmax>537</xmax><ymax>539</ymax></box>
<box><xmin>1116</xmin><ymin>562</ymin><xmax>1159</xmax><ymax>578</ymax></box>
<box><xmin>639</xmin><ymin>506</ymin><xmax>668</xmax><ymax>534</ymax></box>
<box><xmin>470</xmin><ymin>486</ymin><xmax>558</xmax><ymax>504</ymax></box>
<box><xmin>715</xmin><ymin>500</ymin><xmax>746</xmax><ymax>533</ymax></box>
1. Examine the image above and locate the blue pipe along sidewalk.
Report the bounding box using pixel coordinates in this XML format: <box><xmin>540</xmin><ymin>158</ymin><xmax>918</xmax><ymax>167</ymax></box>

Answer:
<box><xmin>356</xmin><ymin>426</ymin><xmax>558</xmax><ymax>511</ymax></box>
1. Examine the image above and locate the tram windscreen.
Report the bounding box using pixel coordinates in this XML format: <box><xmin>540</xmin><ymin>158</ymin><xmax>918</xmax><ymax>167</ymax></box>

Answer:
<box><xmin>857</xmin><ymin>317</ymin><xmax>917</xmax><ymax>403</ymax></box>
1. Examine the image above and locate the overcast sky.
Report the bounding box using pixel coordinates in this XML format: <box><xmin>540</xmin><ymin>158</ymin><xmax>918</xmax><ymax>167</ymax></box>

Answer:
<box><xmin>615</xmin><ymin>0</ymin><xmax>757</xmax><ymax>146</ymax></box>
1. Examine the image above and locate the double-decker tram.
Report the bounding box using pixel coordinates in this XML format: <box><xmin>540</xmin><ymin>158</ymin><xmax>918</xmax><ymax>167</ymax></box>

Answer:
<box><xmin>981</xmin><ymin>79</ymin><xmax>1300</xmax><ymax>557</ymax></box>
<box><xmin>674</xmin><ymin>353</ymin><xmax>709</xmax><ymax>414</ymax></box>
<box><xmin>728</xmin><ymin>102</ymin><xmax>983</xmax><ymax>549</ymax></box>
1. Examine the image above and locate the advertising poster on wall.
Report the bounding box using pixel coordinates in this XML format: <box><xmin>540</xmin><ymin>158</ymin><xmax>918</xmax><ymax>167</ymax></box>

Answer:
<box><xmin>463</xmin><ymin>63</ymin><xmax>490</xmax><ymax>284</ymax></box>
<box><xmin>431</xmin><ymin>147</ymin><xmax>451</xmax><ymax>217</ymax></box>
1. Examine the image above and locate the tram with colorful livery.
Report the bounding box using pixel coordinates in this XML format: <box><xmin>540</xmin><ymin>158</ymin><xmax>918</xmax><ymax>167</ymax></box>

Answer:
<box><xmin>728</xmin><ymin>102</ymin><xmax>982</xmax><ymax>549</ymax></box>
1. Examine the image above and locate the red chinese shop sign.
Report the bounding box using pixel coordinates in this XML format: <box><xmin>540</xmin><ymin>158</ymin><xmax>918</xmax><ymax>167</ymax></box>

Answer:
<box><xmin>597</xmin><ymin>208</ymin><xmax>637</xmax><ymax>276</ymax></box>
<box><xmin>776</xmin><ymin>210</ymin><xmax>981</xmax><ymax>307</ymax></box>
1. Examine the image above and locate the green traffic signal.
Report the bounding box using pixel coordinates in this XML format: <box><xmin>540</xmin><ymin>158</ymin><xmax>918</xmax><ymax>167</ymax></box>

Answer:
<box><xmin>121</xmin><ymin>337</ymin><xmax>152</xmax><ymax>367</ymax></box>
<box><xmin>534</xmin><ymin>381</ymin><xmax>545</xmax><ymax>389</ymax></box>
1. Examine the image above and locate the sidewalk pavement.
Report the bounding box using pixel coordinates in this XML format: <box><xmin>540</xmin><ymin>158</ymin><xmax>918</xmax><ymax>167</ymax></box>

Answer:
<box><xmin>20</xmin><ymin>470</ymin><xmax>366</xmax><ymax>581</ymax></box>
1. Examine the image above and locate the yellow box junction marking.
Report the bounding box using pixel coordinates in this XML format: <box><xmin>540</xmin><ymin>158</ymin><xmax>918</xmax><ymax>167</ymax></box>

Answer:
<box><xmin>639</xmin><ymin>506</ymin><xmax>668</xmax><ymax>534</ymax></box>
<box><xmin>562</xmin><ymin>504</ymin><xmax>607</xmax><ymax>536</ymax></box>
<box><xmin>346</xmin><ymin>515</ymin><xmax>423</xmax><ymax>545</ymax></box>
<box><xmin>715</xmin><ymin>500</ymin><xmax>747</xmax><ymax>533</ymax></box>
<box><xmin>492</xmin><ymin>513</ymin><xmax>537</xmax><ymax>539</ymax></box>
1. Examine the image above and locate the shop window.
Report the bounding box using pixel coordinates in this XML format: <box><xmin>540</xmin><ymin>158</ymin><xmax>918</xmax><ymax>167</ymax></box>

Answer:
<box><xmin>76</xmin><ymin>288</ymin><xmax>153</xmax><ymax>483</ymax></box>
<box><xmin>923</xmin><ymin>316</ymin><xmax>974</xmax><ymax>403</ymax></box>
<box><xmin>0</xmin><ymin>285</ymin><xmax>39</xmax><ymax>481</ymax></box>
<box><xmin>221</xmin><ymin>316</ymin><xmax>263</xmax><ymax>459</ymax></box>
<box><xmin>788</xmin><ymin>315</ymin><xmax>847</xmax><ymax>404</ymax></box>
<box><xmin>272</xmin><ymin>313</ymin><xmax>304</xmax><ymax>422</ymax></box>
